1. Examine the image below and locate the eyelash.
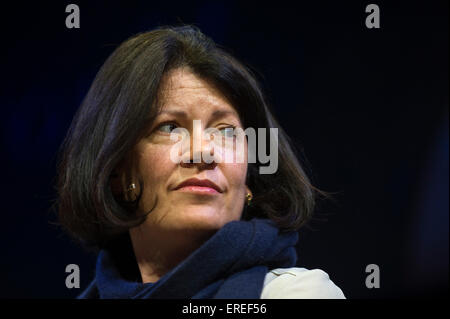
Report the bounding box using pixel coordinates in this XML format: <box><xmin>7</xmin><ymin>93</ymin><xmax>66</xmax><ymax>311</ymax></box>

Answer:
<box><xmin>154</xmin><ymin>122</ymin><xmax>236</xmax><ymax>136</ymax></box>
<box><xmin>155</xmin><ymin>122</ymin><xmax>179</xmax><ymax>134</ymax></box>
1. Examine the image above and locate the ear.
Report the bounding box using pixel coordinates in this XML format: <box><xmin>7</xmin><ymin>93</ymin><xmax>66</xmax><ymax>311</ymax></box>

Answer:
<box><xmin>110</xmin><ymin>155</ymin><xmax>139</xmax><ymax>201</ymax></box>
<box><xmin>245</xmin><ymin>185</ymin><xmax>253</xmax><ymax>198</ymax></box>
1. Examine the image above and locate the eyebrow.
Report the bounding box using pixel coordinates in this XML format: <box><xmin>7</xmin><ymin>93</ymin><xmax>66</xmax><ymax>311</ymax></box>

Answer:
<box><xmin>158</xmin><ymin>109</ymin><xmax>239</xmax><ymax>121</ymax></box>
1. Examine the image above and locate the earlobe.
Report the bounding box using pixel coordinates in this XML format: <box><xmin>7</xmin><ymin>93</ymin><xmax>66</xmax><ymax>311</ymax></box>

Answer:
<box><xmin>110</xmin><ymin>172</ymin><xmax>140</xmax><ymax>202</ymax></box>
<box><xmin>110</xmin><ymin>154</ymin><xmax>138</xmax><ymax>200</ymax></box>
<box><xmin>245</xmin><ymin>186</ymin><xmax>252</xmax><ymax>197</ymax></box>
<box><xmin>245</xmin><ymin>186</ymin><xmax>253</xmax><ymax>207</ymax></box>
<box><xmin>124</xmin><ymin>182</ymin><xmax>138</xmax><ymax>202</ymax></box>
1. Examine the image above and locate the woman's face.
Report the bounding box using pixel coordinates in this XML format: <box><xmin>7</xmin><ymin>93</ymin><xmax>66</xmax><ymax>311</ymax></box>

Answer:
<box><xmin>121</xmin><ymin>68</ymin><xmax>250</xmax><ymax>237</ymax></box>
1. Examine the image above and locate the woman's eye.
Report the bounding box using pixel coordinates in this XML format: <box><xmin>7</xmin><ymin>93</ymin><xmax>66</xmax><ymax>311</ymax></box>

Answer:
<box><xmin>219</xmin><ymin>127</ymin><xmax>235</xmax><ymax>138</ymax></box>
<box><xmin>157</xmin><ymin>123</ymin><xmax>178</xmax><ymax>133</ymax></box>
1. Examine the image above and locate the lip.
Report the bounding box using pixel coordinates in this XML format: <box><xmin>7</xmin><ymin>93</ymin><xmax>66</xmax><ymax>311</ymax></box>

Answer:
<box><xmin>174</xmin><ymin>178</ymin><xmax>223</xmax><ymax>194</ymax></box>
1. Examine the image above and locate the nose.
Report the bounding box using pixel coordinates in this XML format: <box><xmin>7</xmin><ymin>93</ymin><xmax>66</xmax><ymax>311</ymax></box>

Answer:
<box><xmin>179</xmin><ymin>120</ymin><xmax>220</xmax><ymax>169</ymax></box>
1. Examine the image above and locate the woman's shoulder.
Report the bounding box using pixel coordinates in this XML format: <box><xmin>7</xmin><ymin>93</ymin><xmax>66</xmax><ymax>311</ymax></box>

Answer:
<box><xmin>260</xmin><ymin>267</ymin><xmax>346</xmax><ymax>299</ymax></box>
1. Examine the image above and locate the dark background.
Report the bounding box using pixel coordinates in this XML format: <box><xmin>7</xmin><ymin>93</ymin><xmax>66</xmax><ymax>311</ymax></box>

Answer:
<box><xmin>0</xmin><ymin>1</ymin><xmax>447</xmax><ymax>298</ymax></box>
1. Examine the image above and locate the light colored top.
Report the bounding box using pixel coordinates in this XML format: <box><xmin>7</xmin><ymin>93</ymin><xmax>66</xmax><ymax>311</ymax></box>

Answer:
<box><xmin>261</xmin><ymin>267</ymin><xmax>346</xmax><ymax>299</ymax></box>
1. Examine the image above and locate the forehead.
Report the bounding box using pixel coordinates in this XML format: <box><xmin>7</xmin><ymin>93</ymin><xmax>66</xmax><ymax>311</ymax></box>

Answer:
<box><xmin>157</xmin><ymin>68</ymin><xmax>239</xmax><ymax>117</ymax></box>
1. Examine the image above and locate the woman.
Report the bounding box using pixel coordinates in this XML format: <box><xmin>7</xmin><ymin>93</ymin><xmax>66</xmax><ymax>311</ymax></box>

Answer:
<box><xmin>56</xmin><ymin>25</ymin><xmax>345</xmax><ymax>299</ymax></box>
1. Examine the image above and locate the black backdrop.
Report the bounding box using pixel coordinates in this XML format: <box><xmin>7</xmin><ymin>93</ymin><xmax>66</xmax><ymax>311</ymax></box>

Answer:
<box><xmin>0</xmin><ymin>1</ymin><xmax>447</xmax><ymax>298</ymax></box>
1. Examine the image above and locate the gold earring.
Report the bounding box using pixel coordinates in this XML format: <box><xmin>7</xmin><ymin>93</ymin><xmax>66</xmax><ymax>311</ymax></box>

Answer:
<box><xmin>126</xmin><ymin>183</ymin><xmax>137</xmax><ymax>201</ymax></box>
<box><xmin>246</xmin><ymin>193</ymin><xmax>253</xmax><ymax>206</ymax></box>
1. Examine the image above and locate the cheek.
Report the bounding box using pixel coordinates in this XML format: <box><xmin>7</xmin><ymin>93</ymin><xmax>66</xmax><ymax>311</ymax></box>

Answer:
<box><xmin>221</xmin><ymin>162</ymin><xmax>248</xmax><ymax>221</ymax></box>
<box><xmin>137</xmin><ymin>145</ymin><xmax>174</xmax><ymax>191</ymax></box>
<box><xmin>222</xmin><ymin>162</ymin><xmax>248</xmax><ymax>192</ymax></box>
<box><xmin>222</xmin><ymin>139</ymin><xmax>248</xmax><ymax>188</ymax></box>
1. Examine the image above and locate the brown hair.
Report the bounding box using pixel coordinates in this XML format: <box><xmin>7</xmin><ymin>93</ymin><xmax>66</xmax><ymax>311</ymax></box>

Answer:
<box><xmin>56</xmin><ymin>25</ymin><xmax>333</xmax><ymax>248</ymax></box>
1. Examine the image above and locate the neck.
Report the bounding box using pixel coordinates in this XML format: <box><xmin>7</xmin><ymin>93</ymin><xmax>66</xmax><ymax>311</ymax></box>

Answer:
<box><xmin>129</xmin><ymin>224</ymin><xmax>215</xmax><ymax>284</ymax></box>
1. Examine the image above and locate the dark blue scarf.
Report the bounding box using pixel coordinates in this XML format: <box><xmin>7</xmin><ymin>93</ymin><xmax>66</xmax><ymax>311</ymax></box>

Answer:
<box><xmin>78</xmin><ymin>218</ymin><xmax>298</xmax><ymax>299</ymax></box>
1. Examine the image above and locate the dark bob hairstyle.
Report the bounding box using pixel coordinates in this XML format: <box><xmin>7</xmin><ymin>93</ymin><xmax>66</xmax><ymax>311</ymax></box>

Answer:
<box><xmin>56</xmin><ymin>25</ymin><xmax>331</xmax><ymax>248</ymax></box>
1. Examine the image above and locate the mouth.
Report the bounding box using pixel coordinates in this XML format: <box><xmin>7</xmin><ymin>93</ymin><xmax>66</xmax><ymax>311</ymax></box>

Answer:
<box><xmin>174</xmin><ymin>178</ymin><xmax>223</xmax><ymax>195</ymax></box>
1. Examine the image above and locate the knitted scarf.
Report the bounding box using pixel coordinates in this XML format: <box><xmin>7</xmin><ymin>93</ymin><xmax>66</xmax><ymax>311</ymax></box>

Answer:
<box><xmin>78</xmin><ymin>218</ymin><xmax>298</xmax><ymax>299</ymax></box>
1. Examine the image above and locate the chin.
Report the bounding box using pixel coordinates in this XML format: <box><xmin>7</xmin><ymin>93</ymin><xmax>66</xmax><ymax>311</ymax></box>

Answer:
<box><xmin>174</xmin><ymin>206</ymin><xmax>231</xmax><ymax>231</ymax></box>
